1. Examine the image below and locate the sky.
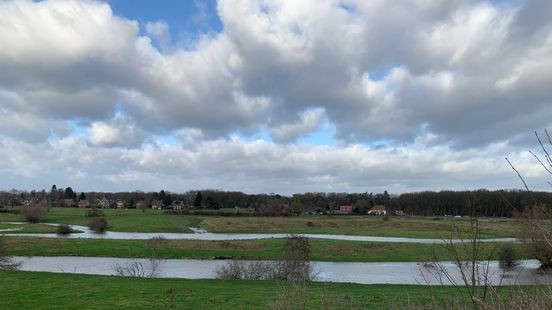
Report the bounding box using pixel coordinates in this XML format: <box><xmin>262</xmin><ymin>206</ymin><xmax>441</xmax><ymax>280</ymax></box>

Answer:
<box><xmin>0</xmin><ymin>0</ymin><xmax>551</xmax><ymax>194</ymax></box>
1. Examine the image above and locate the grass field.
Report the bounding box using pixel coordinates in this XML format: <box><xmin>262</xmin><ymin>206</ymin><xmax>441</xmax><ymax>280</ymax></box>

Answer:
<box><xmin>0</xmin><ymin>207</ymin><xmax>521</xmax><ymax>238</ymax></box>
<box><xmin>200</xmin><ymin>215</ymin><xmax>519</xmax><ymax>238</ymax></box>
<box><xmin>0</xmin><ymin>270</ymin><xmax>544</xmax><ymax>309</ymax></box>
<box><xmin>0</xmin><ymin>208</ymin><xmax>201</xmax><ymax>233</ymax></box>
<box><xmin>3</xmin><ymin>236</ymin><xmax>530</xmax><ymax>262</ymax></box>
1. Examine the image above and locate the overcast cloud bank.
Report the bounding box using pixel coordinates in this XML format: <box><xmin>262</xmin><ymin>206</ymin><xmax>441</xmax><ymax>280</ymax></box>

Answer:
<box><xmin>0</xmin><ymin>0</ymin><xmax>551</xmax><ymax>193</ymax></box>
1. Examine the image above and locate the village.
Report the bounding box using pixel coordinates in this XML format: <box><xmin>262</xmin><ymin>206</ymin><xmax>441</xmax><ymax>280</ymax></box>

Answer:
<box><xmin>17</xmin><ymin>195</ymin><xmax>397</xmax><ymax>215</ymax></box>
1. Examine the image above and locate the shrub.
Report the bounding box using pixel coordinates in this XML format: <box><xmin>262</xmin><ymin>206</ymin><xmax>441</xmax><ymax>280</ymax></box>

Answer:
<box><xmin>306</xmin><ymin>221</ymin><xmax>314</xmax><ymax>227</ymax></box>
<box><xmin>499</xmin><ymin>246</ymin><xmax>518</xmax><ymax>270</ymax></box>
<box><xmin>86</xmin><ymin>208</ymin><xmax>104</xmax><ymax>218</ymax></box>
<box><xmin>56</xmin><ymin>224</ymin><xmax>73</xmax><ymax>235</ymax></box>
<box><xmin>88</xmin><ymin>217</ymin><xmax>108</xmax><ymax>233</ymax></box>
<box><xmin>20</xmin><ymin>206</ymin><xmax>45</xmax><ymax>223</ymax></box>
<box><xmin>216</xmin><ymin>236</ymin><xmax>314</xmax><ymax>282</ymax></box>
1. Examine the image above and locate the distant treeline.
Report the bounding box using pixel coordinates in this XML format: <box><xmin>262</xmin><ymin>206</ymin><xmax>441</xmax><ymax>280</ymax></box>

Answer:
<box><xmin>1</xmin><ymin>186</ymin><xmax>551</xmax><ymax>217</ymax></box>
<box><xmin>388</xmin><ymin>190</ymin><xmax>552</xmax><ymax>217</ymax></box>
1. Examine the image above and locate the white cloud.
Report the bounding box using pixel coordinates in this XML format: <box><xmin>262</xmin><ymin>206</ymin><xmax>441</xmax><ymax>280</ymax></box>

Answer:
<box><xmin>269</xmin><ymin>108</ymin><xmax>326</xmax><ymax>142</ymax></box>
<box><xmin>0</xmin><ymin>135</ymin><xmax>548</xmax><ymax>194</ymax></box>
<box><xmin>0</xmin><ymin>0</ymin><xmax>551</xmax><ymax>192</ymax></box>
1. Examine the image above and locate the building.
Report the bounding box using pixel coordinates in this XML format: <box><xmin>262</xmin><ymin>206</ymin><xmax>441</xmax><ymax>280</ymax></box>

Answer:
<box><xmin>338</xmin><ymin>205</ymin><xmax>353</xmax><ymax>215</ymax></box>
<box><xmin>78</xmin><ymin>200</ymin><xmax>90</xmax><ymax>208</ymax></box>
<box><xmin>395</xmin><ymin>209</ymin><xmax>405</xmax><ymax>216</ymax></box>
<box><xmin>61</xmin><ymin>199</ymin><xmax>75</xmax><ymax>207</ymax></box>
<box><xmin>151</xmin><ymin>200</ymin><xmax>164</xmax><ymax>210</ymax></box>
<box><xmin>368</xmin><ymin>205</ymin><xmax>386</xmax><ymax>215</ymax></box>
<box><xmin>135</xmin><ymin>200</ymin><xmax>147</xmax><ymax>210</ymax></box>
<box><xmin>171</xmin><ymin>200</ymin><xmax>187</xmax><ymax>210</ymax></box>
<box><xmin>116</xmin><ymin>200</ymin><xmax>127</xmax><ymax>209</ymax></box>
<box><xmin>21</xmin><ymin>198</ymin><xmax>38</xmax><ymax>207</ymax></box>
<box><xmin>97</xmin><ymin>197</ymin><xmax>111</xmax><ymax>209</ymax></box>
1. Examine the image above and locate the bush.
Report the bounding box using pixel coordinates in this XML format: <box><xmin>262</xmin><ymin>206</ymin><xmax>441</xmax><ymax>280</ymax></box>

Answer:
<box><xmin>499</xmin><ymin>246</ymin><xmax>518</xmax><ymax>270</ymax></box>
<box><xmin>216</xmin><ymin>236</ymin><xmax>314</xmax><ymax>282</ymax></box>
<box><xmin>88</xmin><ymin>217</ymin><xmax>108</xmax><ymax>233</ymax></box>
<box><xmin>20</xmin><ymin>206</ymin><xmax>45</xmax><ymax>223</ymax></box>
<box><xmin>86</xmin><ymin>208</ymin><xmax>104</xmax><ymax>218</ymax></box>
<box><xmin>56</xmin><ymin>224</ymin><xmax>73</xmax><ymax>235</ymax></box>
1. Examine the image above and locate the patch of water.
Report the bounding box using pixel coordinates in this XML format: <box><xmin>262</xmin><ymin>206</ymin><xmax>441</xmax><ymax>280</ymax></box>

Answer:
<box><xmin>0</xmin><ymin>222</ymin><xmax>517</xmax><ymax>243</ymax></box>
<box><xmin>11</xmin><ymin>256</ymin><xmax>552</xmax><ymax>285</ymax></box>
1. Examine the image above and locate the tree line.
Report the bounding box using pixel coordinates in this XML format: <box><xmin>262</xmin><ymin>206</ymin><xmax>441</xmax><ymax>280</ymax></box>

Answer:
<box><xmin>1</xmin><ymin>186</ymin><xmax>551</xmax><ymax>217</ymax></box>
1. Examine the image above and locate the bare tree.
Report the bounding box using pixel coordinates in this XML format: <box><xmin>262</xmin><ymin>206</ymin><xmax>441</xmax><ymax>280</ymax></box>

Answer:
<box><xmin>216</xmin><ymin>235</ymin><xmax>315</xmax><ymax>282</ymax></box>
<box><xmin>20</xmin><ymin>206</ymin><xmax>45</xmax><ymax>223</ymax></box>
<box><xmin>421</xmin><ymin>210</ymin><xmax>502</xmax><ymax>308</ymax></box>
<box><xmin>506</xmin><ymin>130</ymin><xmax>552</xmax><ymax>269</ymax></box>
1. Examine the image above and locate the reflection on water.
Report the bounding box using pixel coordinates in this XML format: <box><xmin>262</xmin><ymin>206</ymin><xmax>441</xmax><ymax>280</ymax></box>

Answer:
<box><xmin>11</xmin><ymin>256</ymin><xmax>552</xmax><ymax>285</ymax></box>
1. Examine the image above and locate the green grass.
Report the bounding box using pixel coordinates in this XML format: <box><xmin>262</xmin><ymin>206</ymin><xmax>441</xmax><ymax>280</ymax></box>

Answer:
<box><xmin>0</xmin><ymin>207</ymin><xmax>521</xmax><ymax>238</ymax></box>
<box><xmin>0</xmin><ymin>270</ymin><xmax>539</xmax><ymax>309</ymax></box>
<box><xmin>200</xmin><ymin>215</ymin><xmax>519</xmax><ymax>238</ymax></box>
<box><xmin>0</xmin><ymin>223</ymin><xmax>60</xmax><ymax>234</ymax></box>
<box><xmin>0</xmin><ymin>208</ymin><xmax>201</xmax><ymax>233</ymax></box>
<box><xmin>3</xmin><ymin>236</ymin><xmax>531</xmax><ymax>262</ymax></box>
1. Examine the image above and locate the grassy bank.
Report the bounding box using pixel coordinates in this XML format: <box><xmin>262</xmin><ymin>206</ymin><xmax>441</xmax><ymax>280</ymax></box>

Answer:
<box><xmin>3</xmin><ymin>237</ymin><xmax>530</xmax><ymax>262</ymax></box>
<box><xmin>0</xmin><ymin>208</ymin><xmax>201</xmax><ymax>233</ymax></box>
<box><xmin>0</xmin><ymin>223</ymin><xmax>59</xmax><ymax>234</ymax></box>
<box><xmin>0</xmin><ymin>207</ymin><xmax>520</xmax><ymax>238</ymax></box>
<box><xmin>0</xmin><ymin>270</ymin><xmax>547</xmax><ymax>309</ymax></box>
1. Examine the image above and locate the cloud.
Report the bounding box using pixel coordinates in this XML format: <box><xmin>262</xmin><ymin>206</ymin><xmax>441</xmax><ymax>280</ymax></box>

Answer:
<box><xmin>269</xmin><ymin>108</ymin><xmax>326</xmax><ymax>142</ymax></box>
<box><xmin>0</xmin><ymin>0</ymin><xmax>551</xmax><ymax>192</ymax></box>
<box><xmin>0</xmin><ymin>134</ymin><xmax>547</xmax><ymax>194</ymax></box>
<box><xmin>145</xmin><ymin>20</ymin><xmax>172</xmax><ymax>53</ymax></box>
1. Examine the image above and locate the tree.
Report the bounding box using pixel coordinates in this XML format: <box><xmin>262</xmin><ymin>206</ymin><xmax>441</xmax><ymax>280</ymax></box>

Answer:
<box><xmin>64</xmin><ymin>187</ymin><xmax>77</xmax><ymax>199</ymax></box>
<box><xmin>353</xmin><ymin>199</ymin><xmax>371</xmax><ymax>213</ymax></box>
<box><xmin>204</xmin><ymin>196</ymin><xmax>219</xmax><ymax>209</ymax></box>
<box><xmin>78</xmin><ymin>192</ymin><xmax>86</xmax><ymax>200</ymax></box>
<box><xmin>507</xmin><ymin>130</ymin><xmax>552</xmax><ymax>269</ymax></box>
<box><xmin>194</xmin><ymin>191</ymin><xmax>203</xmax><ymax>207</ymax></box>
<box><xmin>161</xmin><ymin>195</ymin><xmax>172</xmax><ymax>207</ymax></box>
<box><xmin>290</xmin><ymin>199</ymin><xmax>303</xmax><ymax>215</ymax></box>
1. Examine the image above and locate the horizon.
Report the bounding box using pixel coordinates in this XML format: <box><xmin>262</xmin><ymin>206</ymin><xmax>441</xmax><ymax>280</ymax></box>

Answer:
<box><xmin>1</xmin><ymin>186</ymin><xmax>534</xmax><ymax>197</ymax></box>
<box><xmin>1</xmin><ymin>0</ymin><xmax>552</xmax><ymax>194</ymax></box>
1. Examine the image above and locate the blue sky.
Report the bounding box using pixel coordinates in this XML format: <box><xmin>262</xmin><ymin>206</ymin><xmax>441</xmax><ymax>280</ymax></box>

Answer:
<box><xmin>109</xmin><ymin>0</ymin><xmax>222</xmax><ymax>41</ymax></box>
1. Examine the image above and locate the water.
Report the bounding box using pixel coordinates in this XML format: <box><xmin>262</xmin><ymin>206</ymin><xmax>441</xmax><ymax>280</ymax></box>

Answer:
<box><xmin>11</xmin><ymin>256</ymin><xmax>551</xmax><ymax>285</ymax></box>
<box><xmin>0</xmin><ymin>222</ymin><xmax>517</xmax><ymax>243</ymax></box>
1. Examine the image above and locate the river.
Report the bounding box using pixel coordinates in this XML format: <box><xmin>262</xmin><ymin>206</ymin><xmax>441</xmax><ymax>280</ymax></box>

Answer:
<box><xmin>10</xmin><ymin>256</ymin><xmax>552</xmax><ymax>285</ymax></box>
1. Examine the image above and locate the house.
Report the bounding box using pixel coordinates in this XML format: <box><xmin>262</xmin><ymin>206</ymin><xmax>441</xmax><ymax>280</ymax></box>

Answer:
<box><xmin>37</xmin><ymin>198</ymin><xmax>50</xmax><ymax>208</ymax></box>
<box><xmin>21</xmin><ymin>198</ymin><xmax>38</xmax><ymax>207</ymax></box>
<box><xmin>78</xmin><ymin>199</ymin><xmax>90</xmax><ymax>208</ymax></box>
<box><xmin>395</xmin><ymin>209</ymin><xmax>405</xmax><ymax>216</ymax></box>
<box><xmin>338</xmin><ymin>205</ymin><xmax>353</xmax><ymax>215</ymax></box>
<box><xmin>61</xmin><ymin>199</ymin><xmax>75</xmax><ymax>207</ymax></box>
<box><xmin>368</xmin><ymin>205</ymin><xmax>386</xmax><ymax>215</ymax></box>
<box><xmin>97</xmin><ymin>197</ymin><xmax>111</xmax><ymax>209</ymax></box>
<box><xmin>135</xmin><ymin>200</ymin><xmax>147</xmax><ymax>210</ymax></box>
<box><xmin>151</xmin><ymin>200</ymin><xmax>164</xmax><ymax>210</ymax></box>
<box><xmin>116</xmin><ymin>200</ymin><xmax>127</xmax><ymax>209</ymax></box>
<box><xmin>171</xmin><ymin>200</ymin><xmax>186</xmax><ymax>210</ymax></box>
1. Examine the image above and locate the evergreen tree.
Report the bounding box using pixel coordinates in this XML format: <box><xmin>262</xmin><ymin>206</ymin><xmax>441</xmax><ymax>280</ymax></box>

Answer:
<box><xmin>194</xmin><ymin>191</ymin><xmax>203</xmax><ymax>207</ymax></box>
<box><xmin>64</xmin><ymin>187</ymin><xmax>76</xmax><ymax>200</ymax></box>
